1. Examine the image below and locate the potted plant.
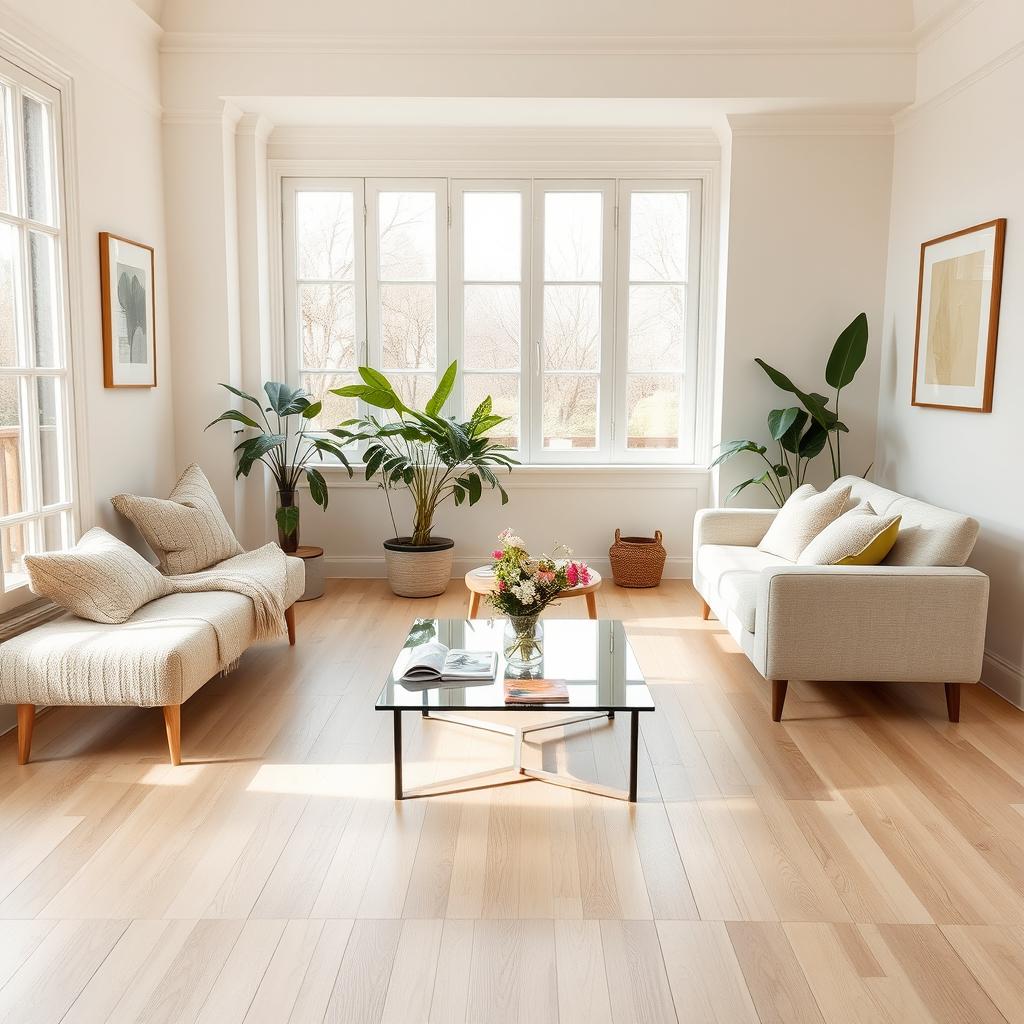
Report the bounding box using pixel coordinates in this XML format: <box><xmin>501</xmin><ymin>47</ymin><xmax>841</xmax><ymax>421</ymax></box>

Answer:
<box><xmin>206</xmin><ymin>381</ymin><xmax>353</xmax><ymax>552</ymax></box>
<box><xmin>713</xmin><ymin>313</ymin><xmax>869</xmax><ymax>504</ymax></box>
<box><xmin>333</xmin><ymin>362</ymin><xmax>517</xmax><ymax>597</ymax></box>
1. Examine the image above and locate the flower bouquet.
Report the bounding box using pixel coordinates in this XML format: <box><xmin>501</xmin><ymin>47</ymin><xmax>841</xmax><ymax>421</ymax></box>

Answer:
<box><xmin>486</xmin><ymin>529</ymin><xmax>592</xmax><ymax>669</ymax></box>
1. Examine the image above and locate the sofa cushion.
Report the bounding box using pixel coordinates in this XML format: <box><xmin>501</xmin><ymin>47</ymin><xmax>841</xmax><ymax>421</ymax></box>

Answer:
<box><xmin>112</xmin><ymin>464</ymin><xmax>244</xmax><ymax>575</ymax></box>
<box><xmin>696</xmin><ymin>544</ymin><xmax>790</xmax><ymax>633</ymax></box>
<box><xmin>829</xmin><ymin>477</ymin><xmax>979</xmax><ymax>566</ymax></box>
<box><xmin>24</xmin><ymin>527</ymin><xmax>170</xmax><ymax>624</ymax></box>
<box><xmin>757</xmin><ymin>483</ymin><xmax>851</xmax><ymax>562</ymax></box>
<box><xmin>798</xmin><ymin>503</ymin><xmax>902</xmax><ymax>566</ymax></box>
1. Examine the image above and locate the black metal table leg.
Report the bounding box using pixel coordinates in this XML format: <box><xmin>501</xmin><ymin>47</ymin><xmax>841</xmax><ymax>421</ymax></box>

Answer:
<box><xmin>608</xmin><ymin>710</ymin><xmax>615</xmax><ymax>720</ymax></box>
<box><xmin>393</xmin><ymin>710</ymin><xmax>403</xmax><ymax>800</ymax></box>
<box><xmin>628</xmin><ymin>711</ymin><xmax>639</xmax><ymax>802</ymax></box>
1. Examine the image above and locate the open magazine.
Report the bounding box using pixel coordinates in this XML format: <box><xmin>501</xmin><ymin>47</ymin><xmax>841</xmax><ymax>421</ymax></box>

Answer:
<box><xmin>399</xmin><ymin>642</ymin><xmax>498</xmax><ymax>687</ymax></box>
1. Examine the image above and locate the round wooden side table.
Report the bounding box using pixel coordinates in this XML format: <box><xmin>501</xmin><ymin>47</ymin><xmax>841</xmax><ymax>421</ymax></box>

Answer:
<box><xmin>295</xmin><ymin>545</ymin><xmax>325</xmax><ymax>601</ymax></box>
<box><xmin>464</xmin><ymin>566</ymin><xmax>602</xmax><ymax>620</ymax></box>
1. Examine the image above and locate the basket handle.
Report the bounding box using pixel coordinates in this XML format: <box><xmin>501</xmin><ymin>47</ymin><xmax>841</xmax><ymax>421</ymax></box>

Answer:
<box><xmin>654</xmin><ymin>530</ymin><xmax>663</xmax><ymax>544</ymax></box>
<box><xmin>614</xmin><ymin>528</ymin><xmax>621</xmax><ymax>543</ymax></box>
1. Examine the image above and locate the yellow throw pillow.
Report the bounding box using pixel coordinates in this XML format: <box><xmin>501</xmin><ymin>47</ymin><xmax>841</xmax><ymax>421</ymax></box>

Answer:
<box><xmin>797</xmin><ymin>502</ymin><xmax>902</xmax><ymax>566</ymax></box>
<box><xmin>838</xmin><ymin>515</ymin><xmax>901</xmax><ymax>565</ymax></box>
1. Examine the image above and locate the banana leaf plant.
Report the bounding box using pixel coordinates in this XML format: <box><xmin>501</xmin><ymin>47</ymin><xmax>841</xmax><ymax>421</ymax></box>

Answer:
<box><xmin>714</xmin><ymin>313</ymin><xmax>868</xmax><ymax>505</ymax></box>
<box><xmin>332</xmin><ymin>361</ymin><xmax>517</xmax><ymax>546</ymax></box>
<box><xmin>205</xmin><ymin>381</ymin><xmax>354</xmax><ymax>541</ymax></box>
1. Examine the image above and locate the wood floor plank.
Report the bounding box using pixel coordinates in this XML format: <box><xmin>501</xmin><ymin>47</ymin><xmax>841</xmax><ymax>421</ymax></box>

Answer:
<box><xmin>555</xmin><ymin>920</ymin><xmax>614</xmax><ymax>1024</ymax></box>
<box><xmin>323</xmin><ymin>919</ymin><xmax>402</xmax><ymax>1024</ymax></box>
<box><xmin>941</xmin><ymin>925</ymin><xmax>1024</xmax><ymax>1023</ymax></box>
<box><xmin>601</xmin><ymin>920</ymin><xmax>678</xmax><ymax>1024</ymax></box>
<box><xmin>428</xmin><ymin>919</ymin><xmax>474</xmax><ymax>1024</ymax></box>
<box><xmin>657</xmin><ymin>920</ymin><xmax>760</xmax><ymax>1024</ymax></box>
<box><xmin>726</xmin><ymin>921</ymin><xmax>825</xmax><ymax>1024</ymax></box>
<box><xmin>244</xmin><ymin>919</ymin><xmax>326</xmax><ymax>1023</ymax></box>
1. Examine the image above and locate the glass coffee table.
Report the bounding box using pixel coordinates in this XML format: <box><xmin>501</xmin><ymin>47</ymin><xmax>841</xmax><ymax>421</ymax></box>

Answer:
<box><xmin>375</xmin><ymin>618</ymin><xmax>655</xmax><ymax>802</ymax></box>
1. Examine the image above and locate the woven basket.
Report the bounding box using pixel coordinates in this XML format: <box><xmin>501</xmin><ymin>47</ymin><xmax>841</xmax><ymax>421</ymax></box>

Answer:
<box><xmin>609</xmin><ymin>529</ymin><xmax>666</xmax><ymax>588</ymax></box>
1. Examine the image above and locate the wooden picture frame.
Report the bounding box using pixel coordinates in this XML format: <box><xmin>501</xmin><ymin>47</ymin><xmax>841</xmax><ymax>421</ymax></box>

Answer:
<box><xmin>100</xmin><ymin>232</ymin><xmax>156</xmax><ymax>388</ymax></box>
<box><xmin>911</xmin><ymin>218</ymin><xmax>1005</xmax><ymax>412</ymax></box>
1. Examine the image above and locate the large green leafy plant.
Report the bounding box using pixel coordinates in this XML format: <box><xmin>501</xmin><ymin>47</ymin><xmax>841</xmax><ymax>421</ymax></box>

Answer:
<box><xmin>333</xmin><ymin>361</ymin><xmax>517</xmax><ymax>546</ymax></box>
<box><xmin>713</xmin><ymin>313</ymin><xmax>868</xmax><ymax>505</ymax></box>
<box><xmin>206</xmin><ymin>381</ymin><xmax>354</xmax><ymax>539</ymax></box>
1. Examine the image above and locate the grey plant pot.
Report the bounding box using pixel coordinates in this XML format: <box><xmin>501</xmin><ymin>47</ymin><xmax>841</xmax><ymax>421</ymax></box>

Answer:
<box><xmin>382</xmin><ymin>537</ymin><xmax>455</xmax><ymax>598</ymax></box>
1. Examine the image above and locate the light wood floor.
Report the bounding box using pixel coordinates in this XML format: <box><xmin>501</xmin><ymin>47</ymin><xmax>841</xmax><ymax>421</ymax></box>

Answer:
<box><xmin>2</xmin><ymin>580</ymin><xmax>1024</xmax><ymax>1023</ymax></box>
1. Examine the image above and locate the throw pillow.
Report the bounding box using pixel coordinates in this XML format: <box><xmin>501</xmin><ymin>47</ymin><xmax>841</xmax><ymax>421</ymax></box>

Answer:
<box><xmin>798</xmin><ymin>502</ymin><xmax>902</xmax><ymax>566</ymax></box>
<box><xmin>757</xmin><ymin>483</ymin><xmax>852</xmax><ymax>562</ymax></box>
<box><xmin>24</xmin><ymin>527</ymin><xmax>170</xmax><ymax>624</ymax></box>
<box><xmin>112</xmin><ymin>464</ymin><xmax>243</xmax><ymax>575</ymax></box>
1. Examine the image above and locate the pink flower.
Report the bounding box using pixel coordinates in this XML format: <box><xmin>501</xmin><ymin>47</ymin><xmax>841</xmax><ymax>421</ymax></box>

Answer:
<box><xmin>576</xmin><ymin>562</ymin><xmax>591</xmax><ymax>585</ymax></box>
<box><xmin>566</xmin><ymin>563</ymin><xmax>579</xmax><ymax>587</ymax></box>
<box><xmin>497</xmin><ymin>580</ymin><xmax>506</xmax><ymax>591</ymax></box>
<box><xmin>538</xmin><ymin>570</ymin><xmax>556</xmax><ymax>584</ymax></box>
<box><xmin>492</xmin><ymin>549</ymin><xmax>504</xmax><ymax>559</ymax></box>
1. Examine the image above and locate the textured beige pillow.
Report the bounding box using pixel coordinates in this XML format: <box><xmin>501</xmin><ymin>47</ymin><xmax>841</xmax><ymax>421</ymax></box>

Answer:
<box><xmin>798</xmin><ymin>502</ymin><xmax>902</xmax><ymax>565</ymax></box>
<box><xmin>24</xmin><ymin>527</ymin><xmax>170</xmax><ymax>623</ymax></box>
<box><xmin>112</xmin><ymin>464</ymin><xmax>243</xmax><ymax>575</ymax></box>
<box><xmin>757</xmin><ymin>483</ymin><xmax>852</xmax><ymax>562</ymax></box>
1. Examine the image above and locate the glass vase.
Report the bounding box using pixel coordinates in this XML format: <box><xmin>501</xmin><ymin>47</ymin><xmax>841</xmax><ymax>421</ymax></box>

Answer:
<box><xmin>276</xmin><ymin>488</ymin><xmax>300</xmax><ymax>553</ymax></box>
<box><xmin>503</xmin><ymin>614</ymin><xmax>544</xmax><ymax>670</ymax></box>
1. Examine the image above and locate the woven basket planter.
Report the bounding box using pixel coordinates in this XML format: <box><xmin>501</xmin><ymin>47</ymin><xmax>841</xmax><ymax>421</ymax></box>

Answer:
<box><xmin>609</xmin><ymin>529</ymin><xmax>666</xmax><ymax>588</ymax></box>
<box><xmin>383</xmin><ymin>537</ymin><xmax>455</xmax><ymax>598</ymax></box>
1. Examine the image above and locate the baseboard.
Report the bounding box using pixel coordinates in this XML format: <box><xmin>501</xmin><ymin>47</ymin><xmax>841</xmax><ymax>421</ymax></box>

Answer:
<box><xmin>322</xmin><ymin>554</ymin><xmax>693</xmax><ymax>581</ymax></box>
<box><xmin>981</xmin><ymin>649</ymin><xmax>1024</xmax><ymax>710</ymax></box>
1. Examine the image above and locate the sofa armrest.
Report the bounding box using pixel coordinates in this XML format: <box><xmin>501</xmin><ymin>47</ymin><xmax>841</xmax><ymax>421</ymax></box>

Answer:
<box><xmin>753</xmin><ymin>564</ymin><xmax>989</xmax><ymax>683</ymax></box>
<box><xmin>693</xmin><ymin>507</ymin><xmax>778</xmax><ymax>549</ymax></box>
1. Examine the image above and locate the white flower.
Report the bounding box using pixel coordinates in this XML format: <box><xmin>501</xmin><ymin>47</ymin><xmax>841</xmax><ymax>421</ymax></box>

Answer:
<box><xmin>498</xmin><ymin>528</ymin><xmax>525</xmax><ymax>550</ymax></box>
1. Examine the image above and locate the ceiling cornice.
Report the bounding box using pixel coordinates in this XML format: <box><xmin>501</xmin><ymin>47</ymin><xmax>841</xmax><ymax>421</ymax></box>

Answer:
<box><xmin>159</xmin><ymin>31</ymin><xmax>917</xmax><ymax>57</ymax></box>
<box><xmin>727</xmin><ymin>113</ymin><xmax>894</xmax><ymax>136</ymax></box>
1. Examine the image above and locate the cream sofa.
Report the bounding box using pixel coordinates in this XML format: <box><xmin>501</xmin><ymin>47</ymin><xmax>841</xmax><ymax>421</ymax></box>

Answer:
<box><xmin>693</xmin><ymin>476</ymin><xmax>988</xmax><ymax>722</ymax></box>
<box><xmin>1</xmin><ymin>556</ymin><xmax>304</xmax><ymax>766</ymax></box>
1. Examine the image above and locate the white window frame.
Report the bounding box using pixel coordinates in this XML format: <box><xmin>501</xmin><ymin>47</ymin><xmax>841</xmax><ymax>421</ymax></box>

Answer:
<box><xmin>281</xmin><ymin>175</ymin><xmax>367</xmax><ymax>389</ymax></box>
<box><xmin>365</xmin><ymin>178</ymin><xmax>449</xmax><ymax>411</ymax></box>
<box><xmin>530</xmin><ymin>179</ymin><xmax>616</xmax><ymax>465</ymax></box>
<box><xmin>613</xmin><ymin>178</ymin><xmax>702</xmax><ymax>464</ymax></box>
<box><xmin>449</xmin><ymin>179</ymin><xmax>531</xmax><ymax>456</ymax></box>
<box><xmin>0</xmin><ymin>55</ymin><xmax>78</xmax><ymax>601</ymax></box>
<box><xmin>276</xmin><ymin>165</ymin><xmax>711</xmax><ymax>468</ymax></box>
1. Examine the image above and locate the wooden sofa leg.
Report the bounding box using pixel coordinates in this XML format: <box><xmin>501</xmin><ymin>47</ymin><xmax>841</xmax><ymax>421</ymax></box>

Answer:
<box><xmin>16</xmin><ymin>704</ymin><xmax>35</xmax><ymax>765</ymax></box>
<box><xmin>771</xmin><ymin>680</ymin><xmax>788</xmax><ymax>722</ymax></box>
<box><xmin>163</xmin><ymin>705</ymin><xmax>182</xmax><ymax>766</ymax></box>
<box><xmin>285</xmin><ymin>604</ymin><xmax>296</xmax><ymax>646</ymax></box>
<box><xmin>700</xmin><ymin>599</ymin><xmax>710</xmax><ymax>621</ymax></box>
<box><xmin>944</xmin><ymin>683</ymin><xmax>961</xmax><ymax>723</ymax></box>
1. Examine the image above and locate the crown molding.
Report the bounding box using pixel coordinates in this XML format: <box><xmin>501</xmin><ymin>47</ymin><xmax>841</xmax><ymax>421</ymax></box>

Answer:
<box><xmin>159</xmin><ymin>30</ymin><xmax>916</xmax><ymax>57</ymax></box>
<box><xmin>727</xmin><ymin>113</ymin><xmax>894</xmax><ymax>136</ymax></box>
<box><xmin>266</xmin><ymin>124</ymin><xmax>720</xmax><ymax>149</ymax></box>
<box><xmin>895</xmin><ymin>37</ymin><xmax>1024</xmax><ymax>127</ymax></box>
<box><xmin>912</xmin><ymin>0</ymin><xmax>984</xmax><ymax>50</ymax></box>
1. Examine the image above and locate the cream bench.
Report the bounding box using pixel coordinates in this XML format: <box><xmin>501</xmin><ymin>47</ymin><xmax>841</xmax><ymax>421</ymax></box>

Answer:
<box><xmin>2</xmin><ymin>556</ymin><xmax>304</xmax><ymax>765</ymax></box>
<box><xmin>693</xmin><ymin>476</ymin><xmax>989</xmax><ymax>722</ymax></box>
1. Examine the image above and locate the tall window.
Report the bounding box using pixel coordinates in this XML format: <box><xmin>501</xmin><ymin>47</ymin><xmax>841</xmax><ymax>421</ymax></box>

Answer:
<box><xmin>0</xmin><ymin>57</ymin><xmax>75</xmax><ymax>595</ymax></box>
<box><xmin>283</xmin><ymin>175</ymin><xmax>701</xmax><ymax>464</ymax></box>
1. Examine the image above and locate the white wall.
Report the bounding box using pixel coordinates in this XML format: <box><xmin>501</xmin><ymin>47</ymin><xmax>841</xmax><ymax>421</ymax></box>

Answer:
<box><xmin>0</xmin><ymin>0</ymin><xmax>173</xmax><ymax>730</ymax></box>
<box><xmin>716</xmin><ymin>121</ymin><xmax>894</xmax><ymax>504</ymax></box>
<box><xmin>875</xmin><ymin>11</ymin><xmax>1024</xmax><ymax>703</ymax></box>
<box><xmin>0</xmin><ymin>0</ymin><xmax>175</xmax><ymax>535</ymax></box>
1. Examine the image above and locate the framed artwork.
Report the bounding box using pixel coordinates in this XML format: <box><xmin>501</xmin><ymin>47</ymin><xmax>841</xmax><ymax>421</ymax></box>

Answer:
<box><xmin>100</xmin><ymin>232</ymin><xmax>156</xmax><ymax>388</ymax></box>
<box><xmin>912</xmin><ymin>218</ymin><xmax>1005</xmax><ymax>412</ymax></box>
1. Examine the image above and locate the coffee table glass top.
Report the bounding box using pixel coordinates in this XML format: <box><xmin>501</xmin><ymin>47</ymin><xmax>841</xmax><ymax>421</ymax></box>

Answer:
<box><xmin>375</xmin><ymin>618</ymin><xmax>655</xmax><ymax>712</ymax></box>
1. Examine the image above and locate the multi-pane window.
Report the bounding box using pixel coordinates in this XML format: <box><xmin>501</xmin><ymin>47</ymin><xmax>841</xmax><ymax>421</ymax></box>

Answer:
<box><xmin>0</xmin><ymin>57</ymin><xmax>75</xmax><ymax>595</ymax></box>
<box><xmin>283</xmin><ymin>175</ymin><xmax>701</xmax><ymax>464</ymax></box>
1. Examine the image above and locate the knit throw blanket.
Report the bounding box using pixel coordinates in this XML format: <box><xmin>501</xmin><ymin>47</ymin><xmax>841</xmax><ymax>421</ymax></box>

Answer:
<box><xmin>166</xmin><ymin>543</ymin><xmax>288</xmax><ymax>649</ymax></box>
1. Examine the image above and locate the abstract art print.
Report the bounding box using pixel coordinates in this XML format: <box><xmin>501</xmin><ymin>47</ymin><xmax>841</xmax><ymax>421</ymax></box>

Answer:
<box><xmin>100</xmin><ymin>232</ymin><xmax>156</xmax><ymax>388</ymax></box>
<box><xmin>912</xmin><ymin>218</ymin><xmax>1005</xmax><ymax>412</ymax></box>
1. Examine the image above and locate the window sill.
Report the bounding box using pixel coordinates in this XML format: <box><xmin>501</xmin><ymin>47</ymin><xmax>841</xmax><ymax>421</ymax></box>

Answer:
<box><xmin>301</xmin><ymin>462</ymin><xmax>711</xmax><ymax>490</ymax></box>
